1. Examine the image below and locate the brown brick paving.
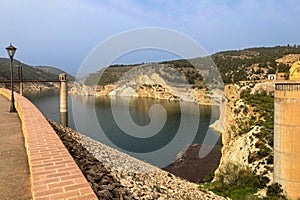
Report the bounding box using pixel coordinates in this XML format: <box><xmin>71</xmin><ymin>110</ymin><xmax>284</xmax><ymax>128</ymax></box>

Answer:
<box><xmin>0</xmin><ymin>95</ymin><xmax>32</xmax><ymax>200</ymax></box>
<box><xmin>0</xmin><ymin>88</ymin><xmax>97</xmax><ymax>200</ymax></box>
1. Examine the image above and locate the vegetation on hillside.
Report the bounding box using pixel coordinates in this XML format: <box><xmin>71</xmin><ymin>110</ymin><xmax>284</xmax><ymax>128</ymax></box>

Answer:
<box><xmin>241</xmin><ymin>89</ymin><xmax>274</xmax><ymax>165</ymax></box>
<box><xmin>85</xmin><ymin>65</ymin><xmax>133</xmax><ymax>86</ymax></box>
<box><xmin>213</xmin><ymin>45</ymin><xmax>300</xmax><ymax>83</ymax></box>
<box><xmin>201</xmin><ymin>162</ymin><xmax>269</xmax><ymax>199</ymax></box>
<box><xmin>201</xmin><ymin>162</ymin><xmax>286</xmax><ymax>200</ymax></box>
<box><xmin>84</xmin><ymin>45</ymin><xmax>300</xmax><ymax>86</ymax></box>
<box><xmin>200</xmin><ymin>84</ymin><xmax>288</xmax><ymax>199</ymax></box>
<box><xmin>35</xmin><ymin>65</ymin><xmax>75</xmax><ymax>80</ymax></box>
<box><xmin>0</xmin><ymin>58</ymin><xmax>73</xmax><ymax>81</ymax></box>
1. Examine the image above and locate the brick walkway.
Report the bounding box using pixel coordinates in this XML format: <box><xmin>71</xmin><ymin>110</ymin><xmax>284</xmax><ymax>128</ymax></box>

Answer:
<box><xmin>0</xmin><ymin>89</ymin><xmax>97</xmax><ymax>200</ymax></box>
<box><xmin>0</xmin><ymin>95</ymin><xmax>32</xmax><ymax>200</ymax></box>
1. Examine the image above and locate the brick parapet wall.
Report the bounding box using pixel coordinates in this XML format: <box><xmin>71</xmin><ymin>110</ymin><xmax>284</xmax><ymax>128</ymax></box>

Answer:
<box><xmin>0</xmin><ymin>88</ymin><xmax>97</xmax><ymax>200</ymax></box>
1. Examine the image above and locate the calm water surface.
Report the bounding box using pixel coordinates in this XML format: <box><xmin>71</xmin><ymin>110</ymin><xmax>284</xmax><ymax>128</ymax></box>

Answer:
<box><xmin>25</xmin><ymin>90</ymin><xmax>221</xmax><ymax>167</ymax></box>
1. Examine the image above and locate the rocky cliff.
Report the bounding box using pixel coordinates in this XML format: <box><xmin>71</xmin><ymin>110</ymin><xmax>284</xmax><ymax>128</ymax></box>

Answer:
<box><xmin>213</xmin><ymin>82</ymin><xmax>275</xmax><ymax>197</ymax></box>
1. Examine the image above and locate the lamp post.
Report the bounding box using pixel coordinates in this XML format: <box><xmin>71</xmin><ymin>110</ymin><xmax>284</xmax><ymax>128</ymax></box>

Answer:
<box><xmin>6</xmin><ymin>43</ymin><xmax>17</xmax><ymax>112</ymax></box>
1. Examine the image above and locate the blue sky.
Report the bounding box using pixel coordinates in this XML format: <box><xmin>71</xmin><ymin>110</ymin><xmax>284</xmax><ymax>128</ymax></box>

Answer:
<box><xmin>0</xmin><ymin>0</ymin><xmax>299</xmax><ymax>74</ymax></box>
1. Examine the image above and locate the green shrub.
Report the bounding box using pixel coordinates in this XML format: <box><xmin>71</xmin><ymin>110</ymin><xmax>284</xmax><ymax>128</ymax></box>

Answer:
<box><xmin>265</xmin><ymin>183</ymin><xmax>287</xmax><ymax>199</ymax></box>
<box><xmin>204</xmin><ymin>168</ymin><xmax>216</xmax><ymax>183</ymax></box>
<box><xmin>258</xmin><ymin>148</ymin><xmax>269</xmax><ymax>158</ymax></box>
<box><xmin>266</xmin><ymin>155</ymin><xmax>273</xmax><ymax>164</ymax></box>
<box><xmin>205</xmin><ymin>163</ymin><xmax>267</xmax><ymax>200</ymax></box>
<box><xmin>235</xmin><ymin>117</ymin><xmax>256</xmax><ymax>136</ymax></box>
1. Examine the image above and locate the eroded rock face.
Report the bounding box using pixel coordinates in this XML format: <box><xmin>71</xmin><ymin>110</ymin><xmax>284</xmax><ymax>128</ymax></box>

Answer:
<box><xmin>213</xmin><ymin>83</ymin><xmax>274</xmax><ymax>196</ymax></box>
<box><xmin>69</xmin><ymin>82</ymin><xmax>96</xmax><ymax>96</ymax></box>
<box><xmin>70</xmin><ymin>63</ymin><xmax>225</xmax><ymax>105</ymax></box>
<box><xmin>107</xmin><ymin>64</ymin><xmax>196</xmax><ymax>103</ymax></box>
<box><xmin>251</xmin><ymin>82</ymin><xmax>275</xmax><ymax>95</ymax></box>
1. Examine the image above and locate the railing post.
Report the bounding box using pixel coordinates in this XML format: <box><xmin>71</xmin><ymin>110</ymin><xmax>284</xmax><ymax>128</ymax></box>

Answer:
<box><xmin>59</xmin><ymin>73</ymin><xmax>68</xmax><ymax>126</ymax></box>
<box><xmin>18</xmin><ymin>65</ymin><xmax>23</xmax><ymax>96</ymax></box>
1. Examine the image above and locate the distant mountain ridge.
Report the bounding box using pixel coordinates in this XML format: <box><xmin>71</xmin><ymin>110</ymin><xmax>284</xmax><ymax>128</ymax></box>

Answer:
<box><xmin>84</xmin><ymin>45</ymin><xmax>300</xmax><ymax>86</ymax></box>
<box><xmin>1</xmin><ymin>45</ymin><xmax>300</xmax><ymax>85</ymax></box>
<box><xmin>35</xmin><ymin>65</ymin><xmax>74</xmax><ymax>79</ymax></box>
<box><xmin>0</xmin><ymin>58</ymin><xmax>74</xmax><ymax>81</ymax></box>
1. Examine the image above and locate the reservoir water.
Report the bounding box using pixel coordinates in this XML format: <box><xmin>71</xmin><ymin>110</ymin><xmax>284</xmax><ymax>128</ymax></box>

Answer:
<box><xmin>25</xmin><ymin>90</ymin><xmax>221</xmax><ymax>167</ymax></box>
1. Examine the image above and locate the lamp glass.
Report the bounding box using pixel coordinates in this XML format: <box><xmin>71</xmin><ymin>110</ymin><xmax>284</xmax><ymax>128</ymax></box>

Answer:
<box><xmin>6</xmin><ymin>43</ymin><xmax>17</xmax><ymax>59</ymax></box>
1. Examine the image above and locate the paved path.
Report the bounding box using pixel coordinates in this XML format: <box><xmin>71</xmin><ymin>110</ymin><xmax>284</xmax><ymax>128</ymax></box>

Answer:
<box><xmin>0</xmin><ymin>95</ymin><xmax>32</xmax><ymax>200</ymax></box>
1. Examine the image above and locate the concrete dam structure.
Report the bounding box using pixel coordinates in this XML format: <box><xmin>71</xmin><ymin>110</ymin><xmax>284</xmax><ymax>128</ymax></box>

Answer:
<box><xmin>274</xmin><ymin>82</ymin><xmax>300</xmax><ymax>200</ymax></box>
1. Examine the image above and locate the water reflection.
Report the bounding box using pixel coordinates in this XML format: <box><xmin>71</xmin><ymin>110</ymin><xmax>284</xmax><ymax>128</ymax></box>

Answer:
<box><xmin>25</xmin><ymin>91</ymin><xmax>221</xmax><ymax>167</ymax></box>
<box><xmin>96</xmin><ymin>96</ymin><xmax>181</xmax><ymax>153</ymax></box>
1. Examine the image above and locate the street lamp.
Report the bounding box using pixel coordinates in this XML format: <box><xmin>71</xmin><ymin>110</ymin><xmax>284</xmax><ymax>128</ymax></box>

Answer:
<box><xmin>6</xmin><ymin>43</ymin><xmax>17</xmax><ymax>112</ymax></box>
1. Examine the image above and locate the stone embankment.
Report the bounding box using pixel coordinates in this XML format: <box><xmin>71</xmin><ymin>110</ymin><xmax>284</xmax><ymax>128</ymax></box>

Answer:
<box><xmin>49</xmin><ymin>120</ymin><xmax>225</xmax><ymax>200</ymax></box>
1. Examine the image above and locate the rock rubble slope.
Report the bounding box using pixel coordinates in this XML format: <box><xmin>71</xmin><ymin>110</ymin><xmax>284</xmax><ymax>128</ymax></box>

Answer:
<box><xmin>49</xmin><ymin>120</ymin><xmax>224</xmax><ymax>200</ymax></box>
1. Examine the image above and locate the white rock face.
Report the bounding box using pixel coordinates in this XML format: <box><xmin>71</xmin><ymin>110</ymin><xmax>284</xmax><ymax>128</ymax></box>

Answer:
<box><xmin>108</xmin><ymin>63</ymin><xmax>199</xmax><ymax>102</ymax></box>
<box><xmin>109</xmin><ymin>85</ymin><xmax>138</xmax><ymax>97</ymax></box>
<box><xmin>209</xmin><ymin>96</ymin><xmax>226</xmax><ymax>133</ymax></box>
<box><xmin>251</xmin><ymin>82</ymin><xmax>275</xmax><ymax>94</ymax></box>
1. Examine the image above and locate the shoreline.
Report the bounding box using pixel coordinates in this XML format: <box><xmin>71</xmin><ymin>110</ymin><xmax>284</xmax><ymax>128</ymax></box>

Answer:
<box><xmin>69</xmin><ymin>83</ymin><xmax>223</xmax><ymax>106</ymax></box>
<box><xmin>70</xmin><ymin>92</ymin><xmax>222</xmax><ymax>106</ymax></box>
<box><xmin>49</xmin><ymin>120</ymin><xmax>224</xmax><ymax>199</ymax></box>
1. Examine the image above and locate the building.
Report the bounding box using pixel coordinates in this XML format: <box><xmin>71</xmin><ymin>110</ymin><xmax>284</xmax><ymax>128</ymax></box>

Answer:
<box><xmin>267</xmin><ymin>74</ymin><xmax>276</xmax><ymax>80</ymax></box>
<box><xmin>289</xmin><ymin>61</ymin><xmax>300</xmax><ymax>81</ymax></box>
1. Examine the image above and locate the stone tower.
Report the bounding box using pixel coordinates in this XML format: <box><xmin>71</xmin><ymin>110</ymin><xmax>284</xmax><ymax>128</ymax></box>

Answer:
<box><xmin>59</xmin><ymin>73</ymin><xmax>68</xmax><ymax>126</ymax></box>
<box><xmin>274</xmin><ymin>82</ymin><xmax>300</xmax><ymax>200</ymax></box>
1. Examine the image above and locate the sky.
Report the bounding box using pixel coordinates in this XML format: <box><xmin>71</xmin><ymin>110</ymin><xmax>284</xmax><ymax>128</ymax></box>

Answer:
<box><xmin>0</xmin><ymin>0</ymin><xmax>299</xmax><ymax>75</ymax></box>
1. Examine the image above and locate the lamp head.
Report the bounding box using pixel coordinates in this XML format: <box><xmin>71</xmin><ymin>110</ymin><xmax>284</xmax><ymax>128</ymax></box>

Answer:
<box><xmin>6</xmin><ymin>43</ymin><xmax>17</xmax><ymax>60</ymax></box>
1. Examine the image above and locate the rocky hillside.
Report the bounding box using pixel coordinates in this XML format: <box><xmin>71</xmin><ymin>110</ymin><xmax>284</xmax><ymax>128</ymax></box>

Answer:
<box><xmin>214</xmin><ymin>83</ymin><xmax>274</xmax><ymax>179</ymax></box>
<box><xmin>84</xmin><ymin>45</ymin><xmax>300</xmax><ymax>87</ymax></box>
<box><xmin>213</xmin><ymin>45</ymin><xmax>300</xmax><ymax>83</ymax></box>
<box><xmin>206</xmin><ymin>82</ymin><xmax>287</xmax><ymax>199</ymax></box>
<box><xmin>76</xmin><ymin>45</ymin><xmax>300</xmax><ymax>103</ymax></box>
<box><xmin>71</xmin><ymin>63</ymin><xmax>223</xmax><ymax>105</ymax></box>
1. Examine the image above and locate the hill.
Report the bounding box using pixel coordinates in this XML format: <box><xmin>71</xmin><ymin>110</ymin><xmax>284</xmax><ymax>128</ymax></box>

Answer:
<box><xmin>0</xmin><ymin>58</ymin><xmax>74</xmax><ymax>81</ymax></box>
<box><xmin>212</xmin><ymin>45</ymin><xmax>300</xmax><ymax>83</ymax></box>
<box><xmin>84</xmin><ymin>45</ymin><xmax>300</xmax><ymax>86</ymax></box>
<box><xmin>35</xmin><ymin>65</ymin><xmax>74</xmax><ymax>80</ymax></box>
